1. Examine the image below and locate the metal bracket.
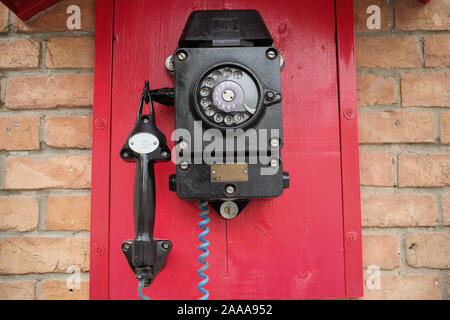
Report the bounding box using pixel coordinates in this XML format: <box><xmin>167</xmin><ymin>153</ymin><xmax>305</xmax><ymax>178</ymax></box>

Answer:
<box><xmin>121</xmin><ymin>239</ymin><xmax>172</xmax><ymax>286</ymax></box>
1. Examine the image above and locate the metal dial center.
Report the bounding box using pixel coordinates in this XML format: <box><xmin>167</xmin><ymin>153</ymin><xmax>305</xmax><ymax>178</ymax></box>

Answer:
<box><xmin>222</xmin><ymin>89</ymin><xmax>235</xmax><ymax>102</ymax></box>
<box><xmin>213</xmin><ymin>80</ymin><xmax>244</xmax><ymax>112</ymax></box>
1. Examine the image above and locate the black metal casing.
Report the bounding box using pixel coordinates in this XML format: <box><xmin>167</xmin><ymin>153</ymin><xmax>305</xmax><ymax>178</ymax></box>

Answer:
<box><xmin>171</xmin><ymin>10</ymin><xmax>288</xmax><ymax>208</ymax></box>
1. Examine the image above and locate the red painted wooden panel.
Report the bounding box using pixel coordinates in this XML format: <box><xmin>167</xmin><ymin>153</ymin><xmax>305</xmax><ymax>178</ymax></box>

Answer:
<box><xmin>97</xmin><ymin>0</ymin><xmax>361</xmax><ymax>299</ymax></box>
<box><xmin>336</xmin><ymin>0</ymin><xmax>364</xmax><ymax>297</ymax></box>
<box><xmin>0</xmin><ymin>0</ymin><xmax>60</xmax><ymax>21</ymax></box>
<box><xmin>90</xmin><ymin>0</ymin><xmax>114</xmax><ymax>300</ymax></box>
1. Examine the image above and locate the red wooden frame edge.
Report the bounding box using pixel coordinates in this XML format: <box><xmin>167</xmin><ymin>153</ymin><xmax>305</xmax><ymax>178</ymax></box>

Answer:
<box><xmin>90</xmin><ymin>0</ymin><xmax>114</xmax><ymax>300</ymax></box>
<box><xmin>335</xmin><ymin>0</ymin><xmax>364</xmax><ymax>297</ymax></box>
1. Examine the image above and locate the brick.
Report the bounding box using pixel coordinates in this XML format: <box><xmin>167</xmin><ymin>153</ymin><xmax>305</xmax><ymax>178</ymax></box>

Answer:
<box><xmin>0</xmin><ymin>281</ymin><xmax>35</xmax><ymax>300</ymax></box>
<box><xmin>396</xmin><ymin>0</ymin><xmax>450</xmax><ymax>31</ymax></box>
<box><xmin>0</xmin><ymin>197</ymin><xmax>39</xmax><ymax>232</ymax></box>
<box><xmin>0</xmin><ymin>116</ymin><xmax>40</xmax><ymax>150</ymax></box>
<box><xmin>353</xmin><ymin>0</ymin><xmax>389</xmax><ymax>32</ymax></box>
<box><xmin>4</xmin><ymin>155</ymin><xmax>91</xmax><ymax>190</ymax></box>
<box><xmin>40</xmin><ymin>280</ymin><xmax>88</xmax><ymax>300</ymax></box>
<box><xmin>358</xmin><ymin>111</ymin><xmax>435</xmax><ymax>143</ymax></box>
<box><xmin>44</xmin><ymin>116</ymin><xmax>92</xmax><ymax>149</ymax></box>
<box><xmin>362</xmin><ymin>234</ymin><xmax>400</xmax><ymax>269</ymax></box>
<box><xmin>447</xmin><ymin>275</ymin><xmax>450</xmax><ymax>295</ymax></box>
<box><xmin>14</xmin><ymin>0</ymin><xmax>95</xmax><ymax>32</ymax></box>
<box><xmin>402</xmin><ymin>72</ymin><xmax>450</xmax><ymax>107</ymax></box>
<box><xmin>361</xmin><ymin>192</ymin><xmax>437</xmax><ymax>227</ymax></box>
<box><xmin>406</xmin><ymin>232</ymin><xmax>450</xmax><ymax>269</ymax></box>
<box><xmin>46</xmin><ymin>37</ymin><xmax>95</xmax><ymax>68</ymax></box>
<box><xmin>0</xmin><ymin>3</ymin><xmax>8</xmax><ymax>33</ymax></box>
<box><xmin>442</xmin><ymin>193</ymin><xmax>450</xmax><ymax>226</ymax></box>
<box><xmin>46</xmin><ymin>195</ymin><xmax>90</xmax><ymax>231</ymax></box>
<box><xmin>424</xmin><ymin>35</ymin><xmax>450</xmax><ymax>67</ymax></box>
<box><xmin>356</xmin><ymin>37</ymin><xmax>420</xmax><ymax>68</ymax></box>
<box><xmin>398</xmin><ymin>154</ymin><xmax>450</xmax><ymax>187</ymax></box>
<box><xmin>0</xmin><ymin>237</ymin><xmax>89</xmax><ymax>274</ymax></box>
<box><xmin>360</xmin><ymin>151</ymin><xmax>394</xmax><ymax>186</ymax></box>
<box><xmin>0</xmin><ymin>39</ymin><xmax>40</xmax><ymax>69</ymax></box>
<box><xmin>5</xmin><ymin>74</ymin><xmax>93</xmax><ymax>109</ymax></box>
<box><xmin>357</xmin><ymin>74</ymin><xmax>396</xmax><ymax>106</ymax></box>
<box><xmin>362</xmin><ymin>273</ymin><xmax>442</xmax><ymax>300</ymax></box>
<box><xmin>440</xmin><ymin>113</ymin><xmax>450</xmax><ymax>145</ymax></box>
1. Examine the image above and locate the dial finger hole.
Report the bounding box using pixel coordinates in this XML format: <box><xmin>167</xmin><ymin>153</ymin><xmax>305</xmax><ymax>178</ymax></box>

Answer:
<box><xmin>200</xmin><ymin>87</ymin><xmax>210</xmax><ymax>97</ymax></box>
<box><xmin>214</xmin><ymin>113</ymin><xmax>223</xmax><ymax>123</ymax></box>
<box><xmin>200</xmin><ymin>98</ymin><xmax>211</xmax><ymax>108</ymax></box>
<box><xmin>205</xmin><ymin>107</ymin><xmax>215</xmax><ymax>116</ymax></box>
<box><xmin>205</xmin><ymin>77</ymin><xmax>215</xmax><ymax>87</ymax></box>
<box><xmin>224</xmin><ymin>115</ymin><xmax>233</xmax><ymax>125</ymax></box>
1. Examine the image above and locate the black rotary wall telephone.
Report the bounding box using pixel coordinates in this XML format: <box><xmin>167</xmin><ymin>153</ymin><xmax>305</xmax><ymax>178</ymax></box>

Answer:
<box><xmin>120</xmin><ymin>10</ymin><xmax>289</xmax><ymax>298</ymax></box>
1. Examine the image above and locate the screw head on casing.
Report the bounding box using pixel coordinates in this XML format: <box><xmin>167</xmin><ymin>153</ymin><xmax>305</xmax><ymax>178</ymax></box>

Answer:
<box><xmin>266</xmin><ymin>49</ymin><xmax>277</xmax><ymax>59</ymax></box>
<box><xmin>270</xmin><ymin>138</ymin><xmax>280</xmax><ymax>148</ymax></box>
<box><xmin>162</xmin><ymin>242</ymin><xmax>171</xmax><ymax>250</ymax></box>
<box><xmin>265</xmin><ymin>91</ymin><xmax>275</xmax><ymax>101</ymax></box>
<box><xmin>178</xmin><ymin>140</ymin><xmax>189</xmax><ymax>150</ymax></box>
<box><xmin>177</xmin><ymin>51</ymin><xmax>187</xmax><ymax>61</ymax></box>
<box><xmin>225</xmin><ymin>185</ymin><xmax>236</xmax><ymax>195</ymax></box>
<box><xmin>180</xmin><ymin>162</ymin><xmax>189</xmax><ymax>170</ymax></box>
<box><xmin>270</xmin><ymin>159</ymin><xmax>279</xmax><ymax>167</ymax></box>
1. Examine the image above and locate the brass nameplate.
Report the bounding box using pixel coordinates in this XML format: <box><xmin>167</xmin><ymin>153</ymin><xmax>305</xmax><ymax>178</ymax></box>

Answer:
<box><xmin>211</xmin><ymin>163</ymin><xmax>248</xmax><ymax>182</ymax></box>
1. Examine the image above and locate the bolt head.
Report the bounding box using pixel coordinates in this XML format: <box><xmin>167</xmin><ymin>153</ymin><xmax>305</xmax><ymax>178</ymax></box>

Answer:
<box><xmin>344</xmin><ymin>108</ymin><xmax>355</xmax><ymax>119</ymax></box>
<box><xmin>94</xmin><ymin>117</ymin><xmax>106</xmax><ymax>129</ymax></box>
<box><xmin>180</xmin><ymin>162</ymin><xmax>189</xmax><ymax>170</ymax></box>
<box><xmin>178</xmin><ymin>140</ymin><xmax>188</xmax><ymax>150</ymax></box>
<box><xmin>266</xmin><ymin>49</ymin><xmax>277</xmax><ymax>59</ymax></box>
<box><xmin>161</xmin><ymin>151</ymin><xmax>169</xmax><ymax>158</ymax></box>
<box><xmin>177</xmin><ymin>51</ymin><xmax>187</xmax><ymax>60</ymax></box>
<box><xmin>165</xmin><ymin>55</ymin><xmax>174</xmax><ymax>71</ymax></box>
<box><xmin>265</xmin><ymin>91</ymin><xmax>275</xmax><ymax>101</ymax></box>
<box><xmin>270</xmin><ymin>159</ymin><xmax>279</xmax><ymax>167</ymax></box>
<box><xmin>225</xmin><ymin>185</ymin><xmax>236</xmax><ymax>195</ymax></box>
<box><xmin>270</xmin><ymin>138</ymin><xmax>280</xmax><ymax>148</ymax></box>
<box><xmin>162</xmin><ymin>242</ymin><xmax>170</xmax><ymax>250</ymax></box>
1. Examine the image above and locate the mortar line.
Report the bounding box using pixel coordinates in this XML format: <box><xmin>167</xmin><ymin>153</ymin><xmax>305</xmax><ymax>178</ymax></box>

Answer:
<box><xmin>39</xmin><ymin>39</ymin><xmax>48</xmax><ymax>69</ymax></box>
<box><xmin>0</xmin><ymin>272</ymin><xmax>90</xmax><ymax>281</ymax></box>
<box><xmin>435</xmin><ymin>110</ymin><xmax>441</xmax><ymax>144</ymax></box>
<box><xmin>441</xmin><ymin>271</ymin><xmax>448</xmax><ymax>300</ymax></box>
<box><xmin>418</xmin><ymin>35</ymin><xmax>425</xmax><ymax>69</ymax></box>
<box><xmin>37</xmin><ymin>191</ymin><xmax>49</xmax><ymax>231</ymax></box>
<box><xmin>0</xmin><ymin>108</ymin><xmax>93</xmax><ymax>117</ymax></box>
<box><xmin>388</xmin><ymin>0</ymin><xmax>395</xmax><ymax>32</ymax></box>
<box><xmin>355</xmin><ymin>30</ymin><xmax>450</xmax><ymax>37</ymax></box>
<box><xmin>0</xmin><ymin>230</ymin><xmax>90</xmax><ymax>237</ymax></box>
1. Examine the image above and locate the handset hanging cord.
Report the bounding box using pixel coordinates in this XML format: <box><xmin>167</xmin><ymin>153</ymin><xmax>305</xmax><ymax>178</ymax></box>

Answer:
<box><xmin>137</xmin><ymin>80</ymin><xmax>156</xmax><ymax>122</ymax></box>
<box><xmin>197</xmin><ymin>201</ymin><xmax>210</xmax><ymax>300</ymax></box>
<box><xmin>138</xmin><ymin>278</ymin><xmax>151</xmax><ymax>300</ymax></box>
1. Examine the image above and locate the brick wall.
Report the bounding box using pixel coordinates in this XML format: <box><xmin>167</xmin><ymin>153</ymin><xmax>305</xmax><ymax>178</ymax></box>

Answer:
<box><xmin>0</xmin><ymin>0</ymin><xmax>94</xmax><ymax>300</ymax></box>
<box><xmin>0</xmin><ymin>0</ymin><xmax>448</xmax><ymax>300</ymax></box>
<box><xmin>355</xmin><ymin>0</ymin><xmax>449</xmax><ymax>299</ymax></box>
